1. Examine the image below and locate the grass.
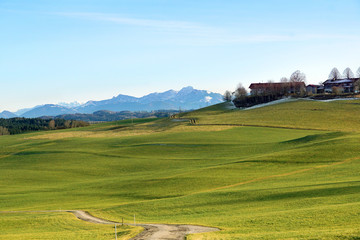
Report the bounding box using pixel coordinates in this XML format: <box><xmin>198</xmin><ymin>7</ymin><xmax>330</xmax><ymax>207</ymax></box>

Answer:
<box><xmin>185</xmin><ymin>99</ymin><xmax>360</xmax><ymax>132</ymax></box>
<box><xmin>0</xmin><ymin>212</ymin><xmax>141</xmax><ymax>240</ymax></box>
<box><xmin>1</xmin><ymin>99</ymin><xmax>360</xmax><ymax>239</ymax></box>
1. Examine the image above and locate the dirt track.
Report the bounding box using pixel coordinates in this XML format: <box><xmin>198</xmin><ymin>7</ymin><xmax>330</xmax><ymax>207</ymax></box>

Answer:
<box><xmin>130</xmin><ymin>223</ymin><xmax>219</xmax><ymax>240</ymax></box>
<box><xmin>0</xmin><ymin>210</ymin><xmax>219</xmax><ymax>239</ymax></box>
<box><xmin>70</xmin><ymin>210</ymin><xmax>219</xmax><ymax>240</ymax></box>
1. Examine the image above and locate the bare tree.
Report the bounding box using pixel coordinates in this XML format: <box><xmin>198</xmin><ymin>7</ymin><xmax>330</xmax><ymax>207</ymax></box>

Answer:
<box><xmin>280</xmin><ymin>77</ymin><xmax>290</xmax><ymax>95</ymax></box>
<box><xmin>289</xmin><ymin>70</ymin><xmax>306</xmax><ymax>95</ymax></box>
<box><xmin>343</xmin><ymin>67</ymin><xmax>354</xmax><ymax>79</ymax></box>
<box><xmin>64</xmin><ymin>120</ymin><xmax>71</xmax><ymax>128</ymax></box>
<box><xmin>267</xmin><ymin>80</ymin><xmax>279</xmax><ymax>96</ymax></box>
<box><xmin>290</xmin><ymin>70</ymin><xmax>306</xmax><ymax>83</ymax></box>
<box><xmin>234</xmin><ymin>84</ymin><xmax>248</xmax><ymax>99</ymax></box>
<box><xmin>223</xmin><ymin>90</ymin><xmax>232</xmax><ymax>102</ymax></box>
<box><xmin>357</xmin><ymin>67</ymin><xmax>360</xmax><ymax>78</ymax></box>
<box><xmin>328</xmin><ymin>67</ymin><xmax>343</xmax><ymax>80</ymax></box>
<box><xmin>280</xmin><ymin>77</ymin><xmax>288</xmax><ymax>82</ymax></box>
<box><xmin>332</xmin><ymin>86</ymin><xmax>343</xmax><ymax>95</ymax></box>
<box><xmin>48</xmin><ymin>120</ymin><xmax>56</xmax><ymax>130</ymax></box>
<box><xmin>0</xmin><ymin>126</ymin><xmax>10</xmax><ymax>135</ymax></box>
<box><xmin>354</xmin><ymin>79</ymin><xmax>360</xmax><ymax>92</ymax></box>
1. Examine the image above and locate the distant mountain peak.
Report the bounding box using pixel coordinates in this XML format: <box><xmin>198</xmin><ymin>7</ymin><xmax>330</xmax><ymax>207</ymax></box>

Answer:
<box><xmin>1</xmin><ymin>110</ymin><xmax>13</xmax><ymax>114</ymax></box>
<box><xmin>182</xmin><ymin>86</ymin><xmax>194</xmax><ymax>90</ymax></box>
<box><xmin>178</xmin><ymin>86</ymin><xmax>195</xmax><ymax>94</ymax></box>
<box><xmin>12</xmin><ymin>87</ymin><xmax>223</xmax><ymax>118</ymax></box>
<box><xmin>20</xmin><ymin>104</ymin><xmax>77</xmax><ymax>118</ymax></box>
<box><xmin>0</xmin><ymin>110</ymin><xmax>18</xmax><ymax>119</ymax></box>
<box><xmin>58</xmin><ymin>101</ymin><xmax>82</xmax><ymax>108</ymax></box>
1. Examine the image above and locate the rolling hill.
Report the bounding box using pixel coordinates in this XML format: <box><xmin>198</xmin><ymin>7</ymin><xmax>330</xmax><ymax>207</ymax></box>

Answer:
<box><xmin>1</xmin><ymin>99</ymin><xmax>360</xmax><ymax>239</ymax></box>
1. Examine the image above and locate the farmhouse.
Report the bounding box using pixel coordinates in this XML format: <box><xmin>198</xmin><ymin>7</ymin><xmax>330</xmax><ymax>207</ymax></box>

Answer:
<box><xmin>323</xmin><ymin>78</ymin><xmax>359</xmax><ymax>93</ymax></box>
<box><xmin>249</xmin><ymin>82</ymin><xmax>306</xmax><ymax>95</ymax></box>
<box><xmin>306</xmin><ymin>84</ymin><xmax>323</xmax><ymax>94</ymax></box>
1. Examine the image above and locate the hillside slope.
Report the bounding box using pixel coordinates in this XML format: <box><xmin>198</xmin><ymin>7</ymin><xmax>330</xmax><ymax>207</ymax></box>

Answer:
<box><xmin>184</xmin><ymin>99</ymin><xmax>360</xmax><ymax>132</ymax></box>
<box><xmin>1</xmin><ymin>100</ymin><xmax>360</xmax><ymax>239</ymax></box>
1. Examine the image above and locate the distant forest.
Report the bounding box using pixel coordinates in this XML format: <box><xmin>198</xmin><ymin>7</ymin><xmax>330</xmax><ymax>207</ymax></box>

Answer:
<box><xmin>0</xmin><ymin>118</ymin><xmax>88</xmax><ymax>135</ymax></box>
<box><xmin>54</xmin><ymin>110</ymin><xmax>180</xmax><ymax>122</ymax></box>
<box><xmin>0</xmin><ymin>110</ymin><xmax>180</xmax><ymax>135</ymax></box>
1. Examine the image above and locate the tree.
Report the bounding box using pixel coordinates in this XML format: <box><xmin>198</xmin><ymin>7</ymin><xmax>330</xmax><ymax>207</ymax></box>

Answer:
<box><xmin>266</xmin><ymin>80</ymin><xmax>278</xmax><ymax>96</ymax></box>
<box><xmin>357</xmin><ymin>67</ymin><xmax>360</xmax><ymax>78</ymax></box>
<box><xmin>332</xmin><ymin>86</ymin><xmax>343</xmax><ymax>95</ymax></box>
<box><xmin>48</xmin><ymin>120</ymin><xmax>55</xmax><ymax>130</ymax></box>
<box><xmin>223</xmin><ymin>90</ymin><xmax>232</xmax><ymax>102</ymax></box>
<box><xmin>354</xmin><ymin>79</ymin><xmax>360</xmax><ymax>93</ymax></box>
<box><xmin>343</xmin><ymin>67</ymin><xmax>354</xmax><ymax>79</ymax></box>
<box><xmin>280</xmin><ymin>77</ymin><xmax>289</xmax><ymax>82</ymax></box>
<box><xmin>234</xmin><ymin>84</ymin><xmax>248</xmax><ymax>100</ymax></box>
<box><xmin>64</xmin><ymin>120</ymin><xmax>71</xmax><ymax>128</ymax></box>
<box><xmin>0</xmin><ymin>126</ymin><xmax>10</xmax><ymax>135</ymax></box>
<box><xmin>280</xmin><ymin>77</ymin><xmax>290</xmax><ymax>95</ymax></box>
<box><xmin>328</xmin><ymin>67</ymin><xmax>342</xmax><ymax>80</ymax></box>
<box><xmin>290</xmin><ymin>70</ymin><xmax>306</xmax><ymax>83</ymax></box>
<box><xmin>289</xmin><ymin>70</ymin><xmax>306</xmax><ymax>95</ymax></box>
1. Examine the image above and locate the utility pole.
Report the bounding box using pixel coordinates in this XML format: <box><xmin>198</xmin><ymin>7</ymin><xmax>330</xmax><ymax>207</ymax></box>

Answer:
<box><xmin>115</xmin><ymin>224</ymin><xmax>117</xmax><ymax>240</ymax></box>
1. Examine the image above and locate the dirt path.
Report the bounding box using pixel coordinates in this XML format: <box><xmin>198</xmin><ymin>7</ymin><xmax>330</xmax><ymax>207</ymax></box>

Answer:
<box><xmin>68</xmin><ymin>210</ymin><xmax>219</xmax><ymax>239</ymax></box>
<box><xmin>0</xmin><ymin>210</ymin><xmax>219</xmax><ymax>239</ymax></box>
<box><xmin>68</xmin><ymin>210</ymin><xmax>118</xmax><ymax>224</ymax></box>
<box><xmin>71</xmin><ymin>211</ymin><xmax>219</xmax><ymax>239</ymax></box>
<box><xmin>130</xmin><ymin>223</ymin><xmax>219</xmax><ymax>240</ymax></box>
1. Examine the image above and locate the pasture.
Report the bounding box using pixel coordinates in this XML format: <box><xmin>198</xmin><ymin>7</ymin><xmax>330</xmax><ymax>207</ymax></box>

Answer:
<box><xmin>1</xmin><ymin>100</ymin><xmax>360</xmax><ymax>239</ymax></box>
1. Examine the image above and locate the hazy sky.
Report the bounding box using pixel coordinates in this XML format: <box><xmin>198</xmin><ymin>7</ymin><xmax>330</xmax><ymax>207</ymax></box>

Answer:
<box><xmin>1</xmin><ymin>0</ymin><xmax>360</xmax><ymax>111</ymax></box>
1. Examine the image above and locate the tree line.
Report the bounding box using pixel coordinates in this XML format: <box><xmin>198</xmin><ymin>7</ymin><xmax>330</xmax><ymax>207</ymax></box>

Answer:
<box><xmin>55</xmin><ymin>110</ymin><xmax>180</xmax><ymax>122</ymax></box>
<box><xmin>0</xmin><ymin>118</ymin><xmax>89</xmax><ymax>135</ymax></box>
<box><xmin>328</xmin><ymin>67</ymin><xmax>360</xmax><ymax>80</ymax></box>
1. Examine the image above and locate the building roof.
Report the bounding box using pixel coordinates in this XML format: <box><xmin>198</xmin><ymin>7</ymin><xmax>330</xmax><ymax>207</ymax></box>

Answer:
<box><xmin>323</xmin><ymin>79</ymin><xmax>355</xmax><ymax>85</ymax></box>
<box><xmin>326</xmin><ymin>77</ymin><xmax>358</xmax><ymax>81</ymax></box>
<box><xmin>249</xmin><ymin>82</ymin><xmax>305</xmax><ymax>89</ymax></box>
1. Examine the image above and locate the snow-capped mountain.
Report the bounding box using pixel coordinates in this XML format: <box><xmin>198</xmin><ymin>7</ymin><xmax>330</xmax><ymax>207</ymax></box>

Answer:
<box><xmin>75</xmin><ymin>86</ymin><xmax>222</xmax><ymax>113</ymax></box>
<box><xmin>21</xmin><ymin>104</ymin><xmax>78</xmax><ymax>118</ymax></box>
<box><xmin>58</xmin><ymin>101</ymin><xmax>83</xmax><ymax>108</ymax></box>
<box><xmin>4</xmin><ymin>86</ymin><xmax>223</xmax><ymax>118</ymax></box>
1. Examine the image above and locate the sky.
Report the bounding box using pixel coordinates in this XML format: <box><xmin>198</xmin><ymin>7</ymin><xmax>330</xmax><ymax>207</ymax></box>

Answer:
<box><xmin>1</xmin><ymin>0</ymin><xmax>360</xmax><ymax>112</ymax></box>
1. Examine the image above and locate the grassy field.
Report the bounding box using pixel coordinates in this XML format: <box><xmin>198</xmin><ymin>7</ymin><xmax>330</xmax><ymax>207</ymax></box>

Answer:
<box><xmin>1</xmin><ymin>100</ymin><xmax>360</xmax><ymax>239</ymax></box>
<box><xmin>0</xmin><ymin>212</ymin><xmax>140</xmax><ymax>240</ymax></box>
<box><xmin>186</xmin><ymin>99</ymin><xmax>360</xmax><ymax>132</ymax></box>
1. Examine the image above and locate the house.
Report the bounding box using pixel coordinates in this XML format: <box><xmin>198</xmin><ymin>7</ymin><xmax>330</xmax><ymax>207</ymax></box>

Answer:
<box><xmin>306</xmin><ymin>84</ymin><xmax>321</xmax><ymax>94</ymax></box>
<box><xmin>249</xmin><ymin>82</ymin><xmax>306</xmax><ymax>95</ymax></box>
<box><xmin>323</xmin><ymin>78</ymin><xmax>359</xmax><ymax>93</ymax></box>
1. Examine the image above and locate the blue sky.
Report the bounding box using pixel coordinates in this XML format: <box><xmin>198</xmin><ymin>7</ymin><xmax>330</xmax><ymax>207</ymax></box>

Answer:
<box><xmin>1</xmin><ymin>0</ymin><xmax>360</xmax><ymax>111</ymax></box>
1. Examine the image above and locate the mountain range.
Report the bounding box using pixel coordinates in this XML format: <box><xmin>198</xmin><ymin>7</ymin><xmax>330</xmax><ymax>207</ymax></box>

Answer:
<box><xmin>0</xmin><ymin>86</ymin><xmax>223</xmax><ymax>119</ymax></box>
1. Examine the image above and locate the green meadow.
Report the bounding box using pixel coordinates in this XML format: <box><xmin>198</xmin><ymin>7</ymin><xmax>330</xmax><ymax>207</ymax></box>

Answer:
<box><xmin>1</xmin><ymin>99</ymin><xmax>360</xmax><ymax>239</ymax></box>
